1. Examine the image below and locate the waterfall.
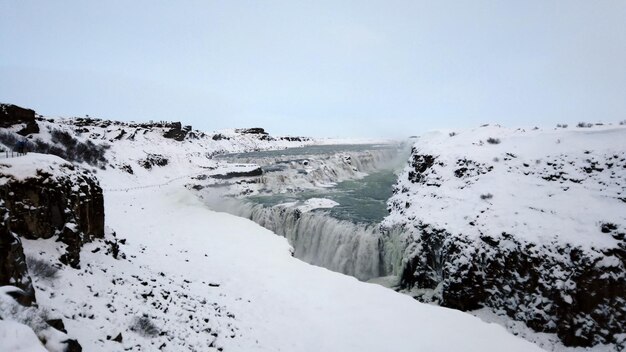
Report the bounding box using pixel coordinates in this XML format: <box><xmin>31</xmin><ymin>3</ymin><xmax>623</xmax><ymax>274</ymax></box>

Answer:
<box><xmin>209</xmin><ymin>199</ymin><xmax>407</xmax><ymax>281</ymax></box>
<box><xmin>202</xmin><ymin>144</ymin><xmax>412</xmax><ymax>282</ymax></box>
<box><xmin>222</xmin><ymin>147</ymin><xmax>404</xmax><ymax>194</ymax></box>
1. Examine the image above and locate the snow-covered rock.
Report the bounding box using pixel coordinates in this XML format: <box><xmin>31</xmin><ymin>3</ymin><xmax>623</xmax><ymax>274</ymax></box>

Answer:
<box><xmin>0</xmin><ymin>319</ymin><xmax>48</xmax><ymax>352</ymax></box>
<box><xmin>0</xmin><ymin>286</ymin><xmax>80</xmax><ymax>352</ymax></box>
<box><xmin>0</xmin><ymin>153</ymin><xmax>105</xmax><ymax>268</ymax></box>
<box><xmin>384</xmin><ymin>124</ymin><xmax>626</xmax><ymax>347</ymax></box>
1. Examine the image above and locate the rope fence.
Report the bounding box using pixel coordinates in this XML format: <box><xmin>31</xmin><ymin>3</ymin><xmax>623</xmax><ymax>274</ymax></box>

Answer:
<box><xmin>0</xmin><ymin>151</ymin><xmax>28</xmax><ymax>159</ymax></box>
<box><xmin>103</xmin><ymin>172</ymin><xmax>205</xmax><ymax>192</ymax></box>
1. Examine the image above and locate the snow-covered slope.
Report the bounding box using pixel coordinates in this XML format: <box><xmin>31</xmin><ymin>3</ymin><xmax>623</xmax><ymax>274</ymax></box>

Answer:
<box><xmin>21</xmin><ymin>182</ymin><xmax>542</xmax><ymax>351</ymax></box>
<box><xmin>383</xmin><ymin>124</ymin><xmax>626</xmax><ymax>348</ymax></box>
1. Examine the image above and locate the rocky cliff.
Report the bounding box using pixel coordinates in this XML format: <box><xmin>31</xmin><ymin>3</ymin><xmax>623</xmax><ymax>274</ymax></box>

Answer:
<box><xmin>0</xmin><ymin>103</ymin><xmax>40</xmax><ymax>136</ymax></box>
<box><xmin>0</xmin><ymin>154</ymin><xmax>105</xmax><ymax>268</ymax></box>
<box><xmin>0</xmin><ymin>209</ymin><xmax>35</xmax><ymax>305</ymax></box>
<box><xmin>383</xmin><ymin>125</ymin><xmax>626</xmax><ymax>348</ymax></box>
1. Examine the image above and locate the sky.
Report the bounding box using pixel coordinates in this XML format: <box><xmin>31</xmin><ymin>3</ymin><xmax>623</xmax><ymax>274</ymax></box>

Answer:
<box><xmin>1</xmin><ymin>1</ymin><xmax>625</xmax><ymax>138</ymax></box>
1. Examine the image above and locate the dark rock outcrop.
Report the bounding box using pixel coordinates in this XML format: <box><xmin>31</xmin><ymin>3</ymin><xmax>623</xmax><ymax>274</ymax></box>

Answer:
<box><xmin>0</xmin><ymin>215</ymin><xmax>36</xmax><ymax>305</ymax></box>
<box><xmin>279</xmin><ymin>136</ymin><xmax>310</xmax><ymax>142</ymax></box>
<box><xmin>235</xmin><ymin>128</ymin><xmax>268</xmax><ymax>135</ymax></box>
<box><xmin>163</xmin><ymin>122</ymin><xmax>190</xmax><ymax>141</ymax></box>
<box><xmin>63</xmin><ymin>339</ymin><xmax>83</xmax><ymax>352</ymax></box>
<box><xmin>47</xmin><ymin>318</ymin><xmax>68</xmax><ymax>333</ymax></box>
<box><xmin>139</xmin><ymin>153</ymin><xmax>168</xmax><ymax>170</ymax></box>
<box><xmin>211</xmin><ymin>133</ymin><xmax>230</xmax><ymax>141</ymax></box>
<box><xmin>0</xmin><ymin>103</ymin><xmax>40</xmax><ymax>136</ymax></box>
<box><xmin>407</xmin><ymin>152</ymin><xmax>436</xmax><ymax>184</ymax></box>
<box><xmin>211</xmin><ymin>167</ymin><xmax>263</xmax><ymax>179</ymax></box>
<box><xmin>0</xmin><ymin>156</ymin><xmax>105</xmax><ymax>268</ymax></box>
<box><xmin>395</xmin><ymin>221</ymin><xmax>626</xmax><ymax>347</ymax></box>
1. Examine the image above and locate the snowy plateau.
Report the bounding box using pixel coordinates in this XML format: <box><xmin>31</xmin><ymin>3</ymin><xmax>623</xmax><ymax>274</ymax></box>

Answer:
<box><xmin>0</xmin><ymin>103</ymin><xmax>623</xmax><ymax>352</ymax></box>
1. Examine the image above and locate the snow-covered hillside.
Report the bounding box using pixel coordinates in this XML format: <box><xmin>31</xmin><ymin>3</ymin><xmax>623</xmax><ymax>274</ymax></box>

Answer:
<box><xmin>383</xmin><ymin>124</ymin><xmax>626</xmax><ymax>348</ymax></box>
<box><xmin>1</xmin><ymin>106</ymin><xmax>543</xmax><ymax>351</ymax></box>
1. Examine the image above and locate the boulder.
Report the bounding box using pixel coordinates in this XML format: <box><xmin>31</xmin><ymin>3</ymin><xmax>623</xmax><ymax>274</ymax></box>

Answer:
<box><xmin>0</xmin><ymin>103</ymin><xmax>40</xmax><ymax>136</ymax></box>
<box><xmin>163</xmin><ymin>121</ymin><xmax>187</xmax><ymax>141</ymax></box>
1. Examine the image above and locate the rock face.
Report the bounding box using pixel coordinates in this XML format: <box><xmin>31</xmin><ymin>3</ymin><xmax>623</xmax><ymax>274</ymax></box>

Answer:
<box><xmin>0</xmin><ymin>213</ymin><xmax>35</xmax><ymax>305</ymax></box>
<box><xmin>394</xmin><ymin>220</ymin><xmax>625</xmax><ymax>346</ymax></box>
<box><xmin>211</xmin><ymin>167</ymin><xmax>263</xmax><ymax>179</ymax></box>
<box><xmin>163</xmin><ymin>122</ymin><xmax>191</xmax><ymax>141</ymax></box>
<box><xmin>383</xmin><ymin>126</ymin><xmax>626</xmax><ymax>348</ymax></box>
<box><xmin>0</xmin><ymin>103</ymin><xmax>40</xmax><ymax>136</ymax></box>
<box><xmin>0</xmin><ymin>154</ymin><xmax>105</xmax><ymax>268</ymax></box>
<box><xmin>235</xmin><ymin>127</ymin><xmax>268</xmax><ymax>135</ymax></box>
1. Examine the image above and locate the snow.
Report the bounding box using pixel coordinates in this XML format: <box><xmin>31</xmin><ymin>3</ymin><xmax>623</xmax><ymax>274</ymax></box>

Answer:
<box><xmin>0</xmin><ymin>153</ymin><xmax>72</xmax><ymax>184</ymax></box>
<box><xmin>296</xmin><ymin>198</ymin><xmax>340</xmax><ymax>212</ymax></box>
<box><xmin>471</xmin><ymin>308</ymin><xmax>619</xmax><ymax>352</ymax></box>
<box><xmin>0</xmin><ymin>320</ymin><xmax>47</xmax><ymax>352</ymax></box>
<box><xmin>272</xmin><ymin>198</ymin><xmax>340</xmax><ymax>213</ymax></box>
<box><xmin>0</xmin><ymin>287</ymin><xmax>70</xmax><ymax>352</ymax></box>
<box><xmin>385</xmin><ymin>124</ymin><xmax>626</xmax><ymax>250</ymax></box>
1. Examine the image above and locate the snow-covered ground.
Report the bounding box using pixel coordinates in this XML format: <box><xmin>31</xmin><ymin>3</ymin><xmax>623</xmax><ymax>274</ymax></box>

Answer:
<box><xmin>20</xmin><ymin>180</ymin><xmax>542</xmax><ymax>351</ymax></box>
<box><xmin>385</xmin><ymin>124</ymin><xmax>626</xmax><ymax>248</ymax></box>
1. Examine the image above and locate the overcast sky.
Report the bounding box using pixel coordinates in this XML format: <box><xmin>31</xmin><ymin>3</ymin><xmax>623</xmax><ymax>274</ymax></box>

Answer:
<box><xmin>1</xmin><ymin>1</ymin><xmax>625</xmax><ymax>138</ymax></box>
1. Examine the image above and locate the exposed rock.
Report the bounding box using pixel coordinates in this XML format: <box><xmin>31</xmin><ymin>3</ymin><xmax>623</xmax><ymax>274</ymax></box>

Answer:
<box><xmin>235</xmin><ymin>128</ymin><xmax>268</xmax><ymax>135</ymax></box>
<box><xmin>112</xmin><ymin>332</ymin><xmax>123</xmax><ymax>343</ymax></box>
<box><xmin>211</xmin><ymin>133</ymin><xmax>230</xmax><ymax>141</ymax></box>
<box><xmin>113</xmin><ymin>129</ymin><xmax>127</xmax><ymax>141</ymax></box>
<box><xmin>407</xmin><ymin>153</ymin><xmax>436</xmax><ymax>184</ymax></box>
<box><xmin>0</xmin><ymin>220</ymin><xmax>36</xmax><ymax>305</ymax></box>
<box><xmin>119</xmin><ymin>163</ymin><xmax>134</xmax><ymax>174</ymax></box>
<box><xmin>0</xmin><ymin>103</ymin><xmax>40</xmax><ymax>136</ymax></box>
<box><xmin>395</xmin><ymin>222</ymin><xmax>625</xmax><ymax>346</ymax></box>
<box><xmin>139</xmin><ymin>153</ymin><xmax>168</xmax><ymax>170</ymax></box>
<box><xmin>63</xmin><ymin>339</ymin><xmax>82</xmax><ymax>352</ymax></box>
<box><xmin>163</xmin><ymin>122</ymin><xmax>189</xmax><ymax>141</ymax></box>
<box><xmin>46</xmin><ymin>318</ymin><xmax>68</xmax><ymax>333</ymax></box>
<box><xmin>211</xmin><ymin>167</ymin><xmax>263</xmax><ymax>179</ymax></box>
<box><xmin>280</xmin><ymin>136</ymin><xmax>310</xmax><ymax>142</ymax></box>
<box><xmin>0</xmin><ymin>154</ymin><xmax>105</xmax><ymax>268</ymax></box>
